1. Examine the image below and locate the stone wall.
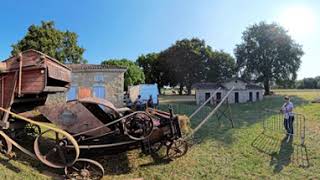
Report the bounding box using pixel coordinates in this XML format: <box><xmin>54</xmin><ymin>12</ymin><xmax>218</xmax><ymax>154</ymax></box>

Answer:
<box><xmin>70</xmin><ymin>71</ymin><xmax>125</xmax><ymax>107</ymax></box>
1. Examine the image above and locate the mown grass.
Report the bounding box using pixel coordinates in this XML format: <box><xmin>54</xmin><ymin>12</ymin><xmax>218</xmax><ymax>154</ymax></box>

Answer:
<box><xmin>0</xmin><ymin>90</ymin><xmax>320</xmax><ymax>179</ymax></box>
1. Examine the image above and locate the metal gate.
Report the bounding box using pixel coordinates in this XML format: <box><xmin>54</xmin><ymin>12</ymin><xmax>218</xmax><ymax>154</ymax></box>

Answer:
<box><xmin>262</xmin><ymin>109</ymin><xmax>306</xmax><ymax>145</ymax></box>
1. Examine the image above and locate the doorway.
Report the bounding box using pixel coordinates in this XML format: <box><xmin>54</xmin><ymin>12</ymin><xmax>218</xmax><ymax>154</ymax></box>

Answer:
<box><xmin>235</xmin><ymin>92</ymin><xmax>239</xmax><ymax>103</ymax></box>
<box><xmin>205</xmin><ymin>92</ymin><xmax>211</xmax><ymax>101</ymax></box>
<box><xmin>249</xmin><ymin>92</ymin><xmax>253</xmax><ymax>102</ymax></box>
<box><xmin>216</xmin><ymin>92</ymin><xmax>222</xmax><ymax>104</ymax></box>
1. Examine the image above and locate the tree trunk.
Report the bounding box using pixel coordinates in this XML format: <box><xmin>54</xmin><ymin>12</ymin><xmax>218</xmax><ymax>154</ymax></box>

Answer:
<box><xmin>264</xmin><ymin>80</ymin><xmax>270</xmax><ymax>95</ymax></box>
<box><xmin>187</xmin><ymin>85</ymin><xmax>192</xmax><ymax>95</ymax></box>
<box><xmin>179</xmin><ymin>83</ymin><xmax>184</xmax><ymax>95</ymax></box>
<box><xmin>157</xmin><ymin>85</ymin><xmax>162</xmax><ymax>95</ymax></box>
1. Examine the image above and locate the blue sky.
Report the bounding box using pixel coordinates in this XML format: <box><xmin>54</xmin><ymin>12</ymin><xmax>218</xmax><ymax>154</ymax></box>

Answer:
<box><xmin>0</xmin><ymin>0</ymin><xmax>319</xmax><ymax>79</ymax></box>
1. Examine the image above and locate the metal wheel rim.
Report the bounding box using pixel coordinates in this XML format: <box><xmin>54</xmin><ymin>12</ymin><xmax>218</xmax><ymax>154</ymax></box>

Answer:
<box><xmin>166</xmin><ymin>139</ymin><xmax>188</xmax><ymax>159</ymax></box>
<box><xmin>65</xmin><ymin>158</ymin><xmax>105</xmax><ymax>180</ymax></box>
<box><xmin>124</xmin><ymin>112</ymin><xmax>154</xmax><ymax>141</ymax></box>
<box><xmin>0</xmin><ymin>132</ymin><xmax>12</xmax><ymax>154</ymax></box>
<box><xmin>34</xmin><ymin>129</ymin><xmax>79</xmax><ymax>168</ymax></box>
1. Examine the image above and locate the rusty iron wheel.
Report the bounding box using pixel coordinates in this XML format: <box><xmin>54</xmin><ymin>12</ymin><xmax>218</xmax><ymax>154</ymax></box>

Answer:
<box><xmin>65</xmin><ymin>158</ymin><xmax>105</xmax><ymax>180</ymax></box>
<box><xmin>166</xmin><ymin>138</ymin><xmax>188</xmax><ymax>160</ymax></box>
<box><xmin>124</xmin><ymin>112</ymin><xmax>153</xmax><ymax>141</ymax></box>
<box><xmin>0</xmin><ymin>132</ymin><xmax>12</xmax><ymax>155</ymax></box>
<box><xmin>34</xmin><ymin>129</ymin><xmax>79</xmax><ymax>168</ymax></box>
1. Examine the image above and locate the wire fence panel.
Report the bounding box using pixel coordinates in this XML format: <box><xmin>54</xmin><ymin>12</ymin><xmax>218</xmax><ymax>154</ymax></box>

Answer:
<box><xmin>262</xmin><ymin>110</ymin><xmax>306</xmax><ymax>145</ymax></box>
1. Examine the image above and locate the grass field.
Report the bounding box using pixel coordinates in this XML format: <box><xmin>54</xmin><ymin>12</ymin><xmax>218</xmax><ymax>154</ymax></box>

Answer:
<box><xmin>0</xmin><ymin>90</ymin><xmax>320</xmax><ymax>179</ymax></box>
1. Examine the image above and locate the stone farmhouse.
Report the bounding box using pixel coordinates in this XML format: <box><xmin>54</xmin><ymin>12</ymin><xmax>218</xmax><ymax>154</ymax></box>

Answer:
<box><xmin>66</xmin><ymin>64</ymin><xmax>127</xmax><ymax>107</ymax></box>
<box><xmin>193</xmin><ymin>78</ymin><xmax>264</xmax><ymax>105</ymax></box>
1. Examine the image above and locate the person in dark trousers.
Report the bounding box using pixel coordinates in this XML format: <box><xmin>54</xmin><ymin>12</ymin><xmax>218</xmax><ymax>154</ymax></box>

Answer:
<box><xmin>147</xmin><ymin>95</ymin><xmax>154</xmax><ymax>108</ymax></box>
<box><xmin>134</xmin><ymin>95</ymin><xmax>144</xmax><ymax>111</ymax></box>
<box><xmin>280</xmin><ymin>96</ymin><xmax>294</xmax><ymax>141</ymax></box>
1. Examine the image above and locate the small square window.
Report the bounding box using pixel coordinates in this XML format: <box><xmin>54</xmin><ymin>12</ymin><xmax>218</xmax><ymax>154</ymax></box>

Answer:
<box><xmin>94</xmin><ymin>74</ymin><xmax>104</xmax><ymax>82</ymax></box>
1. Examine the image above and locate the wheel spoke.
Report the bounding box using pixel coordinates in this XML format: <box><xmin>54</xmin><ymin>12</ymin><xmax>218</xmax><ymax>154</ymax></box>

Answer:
<box><xmin>65</xmin><ymin>159</ymin><xmax>104</xmax><ymax>180</ymax></box>
<box><xmin>71</xmin><ymin>166</ymin><xmax>80</xmax><ymax>172</ymax></box>
<box><xmin>57</xmin><ymin>146</ymin><xmax>67</xmax><ymax>164</ymax></box>
<box><xmin>44</xmin><ymin>148</ymin><xmax>56</xmax><ymax>159</ymax></box>
<box><xmin>34</xmin><ymin>129</ymin><xmax>79</xmax><ymax>168</ymax></box>
<box><xmin>167</xmin><ymin>139</ymin><xmax>188</xmax><ymax>159</ymax></box>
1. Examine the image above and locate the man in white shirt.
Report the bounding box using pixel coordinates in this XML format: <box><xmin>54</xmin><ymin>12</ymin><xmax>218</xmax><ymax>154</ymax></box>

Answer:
<box><xmin>280</xmin><ymin>96</ymin><xmax>294</xmax><ymax>136</ymax></box>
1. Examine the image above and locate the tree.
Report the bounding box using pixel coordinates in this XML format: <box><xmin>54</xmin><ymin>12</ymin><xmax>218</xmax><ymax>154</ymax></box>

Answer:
<box><xmin>206</xmin><ymin>50</ymin><xmax>236</xmax><ymax>82</ymax></box>
<box><xmin>136</xmin><ymin>53</ymin><xmax>159</xmax><ymax>84</ymax></box>
<box><xmin>137</xmin><ymin>53</ymin><xmax>177</xmax><ymax>94</ymax></box>
<box><xmin>160</xmin><ymin>38</ymin><xmax>209</xmax><ymax>95</ymax></box>
<box><xmin>11</xmin><ymin>21</ymin><xmax>86</xmax><ymax>64</ymax></box>
<box><xmin>296</xmin><ymin>76</ymin><xmax>320</xmax><ymax>89</ymax></box>
<box><xmin>101</xmin><ymin>59</ymin><xmax>145</xmax><ymax>90</ymax></box>
<box><xmin>235</xmin><ymin>22</ymin><xmax>304</xmax><ymax>95</ymax></box>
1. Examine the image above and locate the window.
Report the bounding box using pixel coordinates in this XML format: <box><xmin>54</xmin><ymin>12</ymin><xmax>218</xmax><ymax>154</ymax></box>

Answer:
<box><xmin>67</xmin><ymin>86</ymin><xmax>77</xmax><ymax>101</ymax></box>
<box><xmin>93</xmin><ymin>86</ymin><xmax>106</xmax><ymax>99</ymax></box>
<box><xmin>94</xmin><ymin>74</ymin><xmax>104</xmax><ymax>82</ymax></box>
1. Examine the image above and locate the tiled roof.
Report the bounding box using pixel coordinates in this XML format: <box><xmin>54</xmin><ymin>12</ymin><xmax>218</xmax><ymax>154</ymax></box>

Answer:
<box><xmin>193</xmin><ymin>82</ymin><xmax>264</xmax><ymax>90</ymax></box>
<box><xmin>66</xmin><ymin>64</ymin><xmax>127</xmax><ymax>71</ymax></box>
<box><xmin>192</xmin><ymin>82</ymin><xmax>224</xmax><ymax>89</ymax></box>
<box><xmin>245</xmin><ymin>84</ymin><xmax>264</xmax><ymax>89</ymax></box>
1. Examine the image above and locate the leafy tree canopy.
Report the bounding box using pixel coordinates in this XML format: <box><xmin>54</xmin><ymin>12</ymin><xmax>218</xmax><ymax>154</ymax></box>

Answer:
<box><xmin>137</xmin><ymin>39</ymin><xmax>237</xmax><ymax>95</ymax></box>
<box><xmin>296</xmin><ymin>76</ymin><xmax>320</xmax><ymax>89</ymax></box>
<box><xmin>136</xmin><ymin>53</ymin><xmax>160</xmax><ymax>84</ymax></box>
<box><xmin>206</xmin><ymin>50</ymin><xmax>236</xmax><ymax>82</ymax></box>
<box><xmin>101</xmin><ymin>59</ymin><xmax>145</xmax><ymax>90</ymax></box>
<box><xmin>11</xmin><ymin>21</ymin><xmax>86</xmax><ymax>64</ymax></box>
<box><xmin>160</xmin><ymin>38</ymin><xmax>210</xmax><ymax>94</ymax></box>
<box><xmin>235</xmin><ymin>21</ymin><xmax>304</xmax><ymax>95</ymax></box>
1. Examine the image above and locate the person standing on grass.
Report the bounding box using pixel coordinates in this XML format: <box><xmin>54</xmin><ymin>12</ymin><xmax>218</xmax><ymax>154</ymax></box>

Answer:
<box><xmin>147</xmin><ymin>95</ymin><xmax>154</xmax><ymax>108</ymax></box>
<box><xmin>280</xmin><ymin>96</ymin><xmax>294</xmax><ymax>137</ymax></box>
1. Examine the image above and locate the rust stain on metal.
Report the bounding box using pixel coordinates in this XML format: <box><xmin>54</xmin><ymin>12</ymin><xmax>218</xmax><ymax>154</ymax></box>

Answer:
<box><xmin>37</xmin><ymin>101</ymin><xmax>111</xmax><ymax>136</ymax></box>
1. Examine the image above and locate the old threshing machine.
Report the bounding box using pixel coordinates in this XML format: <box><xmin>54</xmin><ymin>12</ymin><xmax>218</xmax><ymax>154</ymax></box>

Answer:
<box><xmin>0</xmin><ymin>50</ymin><xmax>188</xmax><ymax>179</ymax></box>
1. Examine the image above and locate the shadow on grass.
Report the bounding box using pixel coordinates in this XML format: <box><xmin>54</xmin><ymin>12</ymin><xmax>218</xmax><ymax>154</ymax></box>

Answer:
<box><xmin>95</xmin><ymin>152</ymin><xmax>131</xmax><ymax>175</ymax></box>
<box><xmin>0</xmin><ymin>148</ymin><xmax>133</xmax><ymax>177</ymax></box>
<box><xmin>159</xmin><ymin>95</ymin><xmax>309</xmax><ymax>146</ymax></box>
<box><xmin>0</xmin><ymin>156</ymin><xmax>21</xmax><ymax>173</ymax></box>
<box><xmin>139</xmin><ymin>152</ymin><xmax>171</xmax><ymax>167</ymax></box>
<box><xmin>0</xmin><ymin>149</ymin><xmax>64</xmax><ymax>179</ymax></box>
<box><xmin>251</xmin><ymin>132</ymin><xmax>310</xmax><ymax>171</ymax></box>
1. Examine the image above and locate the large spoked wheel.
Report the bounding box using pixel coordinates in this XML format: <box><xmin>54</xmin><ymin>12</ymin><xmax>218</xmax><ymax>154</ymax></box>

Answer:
<box><xmin>0</xmin><ymin>132</ymin><xmax>12</xmax><ymax>155</ymax></box>
<box><xmin>124</xmin><ymin>112</ymin><xmax>153</xmax><ymax>140</ymax></box>
<box><xmin>65</xmin><ymin>158</ymin><xmax>105</xmax><ymax>180</ymax></box>
<box><xmin>34</xmin><ymin>129</ymin><xmax>79</xmax><ymax>168</ymax></box>
<box><xmin>166</xmin><ymin>138</ymin><xmax>188</xmax><ymax>160</ymax></box>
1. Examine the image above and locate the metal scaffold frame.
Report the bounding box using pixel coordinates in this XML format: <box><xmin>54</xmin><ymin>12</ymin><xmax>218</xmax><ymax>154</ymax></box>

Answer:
<box><xmin>186</xmin><ymin>87</ymin><xmax>235</xmax><ymax>139</ymax></box>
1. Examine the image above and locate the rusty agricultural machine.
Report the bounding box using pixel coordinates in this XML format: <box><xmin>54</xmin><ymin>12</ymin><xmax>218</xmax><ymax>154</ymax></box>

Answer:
<box><xmin>0</xmin><ymin>50</ymin><xmax>188</xmax><ymax>179</ymax></box>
